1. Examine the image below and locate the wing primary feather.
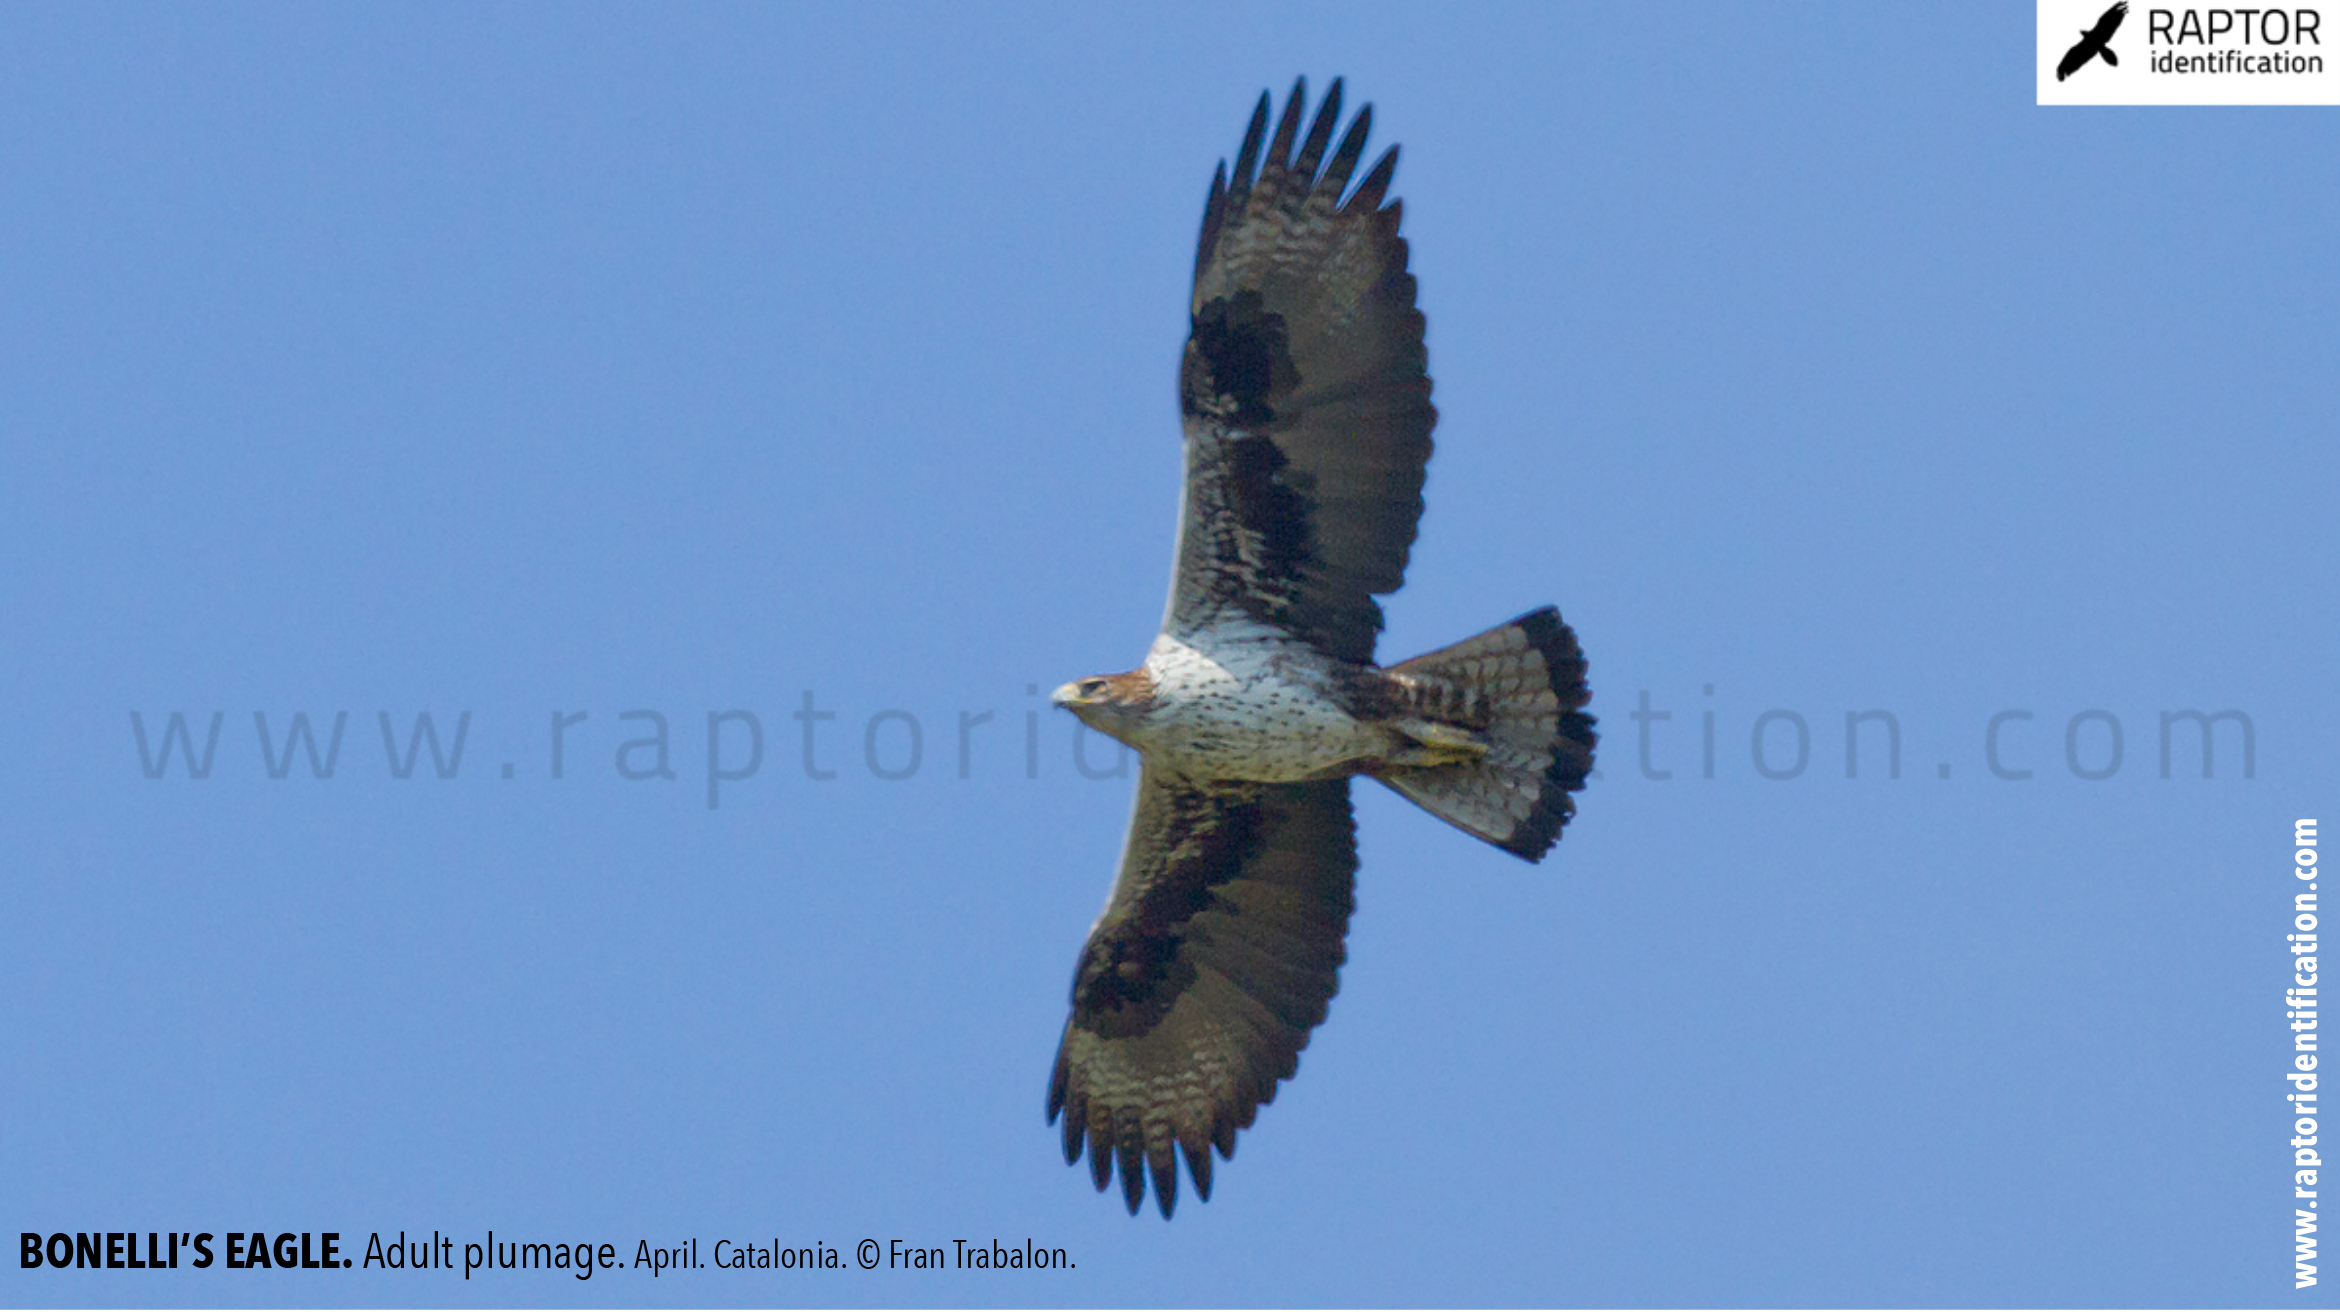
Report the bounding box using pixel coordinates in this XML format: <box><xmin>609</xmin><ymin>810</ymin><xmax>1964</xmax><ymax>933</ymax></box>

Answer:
<box><xmin>1182</xmin><ymin>1139</ymin><xmax>1214</xmax><ymax>1201</ymax></box>
<box><xmin>1195</xmin><ymin>162</ymin><xmax>1230</xmax><ymax>285</ymax></box>
<box><xmin>1117</xmin><ymin>1140</ymin><xmax>1146</xmax><ymax>1216</ymax></box>
<box><xmin>1087</xmin><ymin>1124</ymin><xmax>1113</xmax><ymax>1192</ymax></box>
<box><xmin>1263</xmin><ymin>77</ymin><xmax>1307</xmax><ymax>181</ymax></box>
<box><xmin>1346</xmin><ymin>144</ymin><xmax>1400</xmax><ymax>212</ymax></box>
<box><xmin>1292</xmin><ymin>76</ymin><xmax>1342</xmax><ymax>184</ymax></box>
<box><xmin>1052</xmin><ymin>1052</ymin><xmax>1084</xmax><ymax>1162</ymax></box>
<box><xmin>1229</xmin><ymin>91</ymin><xmax>1270</xmax><ymax>199</ymax></box>
<box><xmin>1150</xmin><ymin>1141</ymin><xmax>1179</xmax><ymax>1218</ymax></box>
<box><xmin>1319</xmin><ymin>104</ymin><xmax>1373</xmax><ymax>202</ymax></box>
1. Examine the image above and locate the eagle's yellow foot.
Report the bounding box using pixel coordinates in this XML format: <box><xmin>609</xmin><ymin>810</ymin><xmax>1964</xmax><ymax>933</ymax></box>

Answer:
<box><xmin>1387</xmin><ymin>717</ymin><xmax>1488</xmax><ymax>766</ymax></box>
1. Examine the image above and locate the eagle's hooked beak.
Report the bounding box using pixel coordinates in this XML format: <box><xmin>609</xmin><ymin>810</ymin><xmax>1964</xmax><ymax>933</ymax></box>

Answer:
<box><xmin>1052</xmin><ymin>677</ymin><xmax>1116</xmax><ymax>720</ymax></box>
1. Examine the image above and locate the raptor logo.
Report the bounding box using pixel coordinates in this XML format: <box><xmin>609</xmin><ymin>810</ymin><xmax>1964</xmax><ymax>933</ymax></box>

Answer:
<box><xmin>2058</xmin><ymin>1</ymin><xmax>2129</xmax><ymax>79</ymax></box>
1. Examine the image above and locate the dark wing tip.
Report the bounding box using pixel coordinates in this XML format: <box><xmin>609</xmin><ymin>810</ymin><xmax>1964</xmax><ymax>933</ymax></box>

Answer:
<box><xmin>1195</xmin><ymin>161</ymin><xmax>1231</xmax><ymax>285</ymax></box>
<box><xmin>1292</xmin><ymin>77</ymin><xmax>1343</xmax><ymax>183</ymax></box>
<box><xmin>1320</xmin><ymin>102</ymin><xmax>1374</xmax><ymax>202</ymax></box>
<box><xmin>1056</xmin><ymin>1093</ymin><xmax>1218</xmax><ymax>1219</ymax></box>
<box><xmin>1200</xmin><ymin>91</ymin><xmax>1276</xmax><ymax>279</ymax></box>
<box><xmin>1264</xmin><ymin>77</ymin><xmax>1307</xmax><ymax>177</ymax></box>
<box><xmin>1051</xmin><ymin>1060</ymin><xmax>1087</xmax><ymax>1164</ymax></box>
<box><xmin>1182</xmin><ymin>1140</ymin><xmax>1214</xmax><ymax>1201</ymax></box>
<box><xmin>1117</xmin><ymin>1142</ymin><xmax>1146</xmax><ymax>1215</ymax></box>
<box><xmin>1208</xmin><ymin>80</ymin><xmax>1392</xmax><ymax>278</ymax></box>
<box><xmin>1230</xmin><ymin>90</ymin><xmax>1270</xmax><ymax>195</ymax></box>
<box><xmin>1346</xmin><ymin>144</ymin><xmax>1401</xmax><ymax>213</ymax></box>
<box><xmin>1087</xmin><ymin>1126</ymin><xmax>1113</xmax><ymax>1192</ymax></box>
<box><xmin>1150</xmin><ymin>1144</ymin><xmax>1179</xmax><ymax>1218</ymax></box>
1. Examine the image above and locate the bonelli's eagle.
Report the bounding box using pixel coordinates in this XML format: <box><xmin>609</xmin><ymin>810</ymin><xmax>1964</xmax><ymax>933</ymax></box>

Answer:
<box><xmin>1047</xmin><ymin>78</ymin><xmax>1598</xmax><ymax>1218</ymax></box>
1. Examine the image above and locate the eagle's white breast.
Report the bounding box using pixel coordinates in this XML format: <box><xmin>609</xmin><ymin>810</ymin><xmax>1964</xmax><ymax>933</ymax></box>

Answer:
<box><xmin>1136</xmin><ymin>619</ymin><xmax>1385</xmax><ymax>781</ymax></box>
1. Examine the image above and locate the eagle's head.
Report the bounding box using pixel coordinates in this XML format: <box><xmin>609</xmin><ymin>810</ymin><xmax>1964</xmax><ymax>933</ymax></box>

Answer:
<box><xmin>1050</xmin><ymin>669</ymin><xmax>1156</xmax><ymax>747</ymax></box>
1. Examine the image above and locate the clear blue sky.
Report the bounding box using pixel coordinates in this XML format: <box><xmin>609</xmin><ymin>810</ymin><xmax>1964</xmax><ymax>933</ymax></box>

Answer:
<box><xmin>4</xmin><ymin>1</ymin><xmax>2333</xmax><ymax>1307</ymax></box>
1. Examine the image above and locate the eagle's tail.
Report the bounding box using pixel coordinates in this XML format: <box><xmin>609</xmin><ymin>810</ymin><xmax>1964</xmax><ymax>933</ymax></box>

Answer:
<box><xmin>1372</xmin><ymin>607</ymin><xmax>1595</xmax><ymax>862</ymax></box>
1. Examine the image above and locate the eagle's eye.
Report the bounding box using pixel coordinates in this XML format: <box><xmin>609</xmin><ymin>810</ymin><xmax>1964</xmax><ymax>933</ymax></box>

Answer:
<box><xmin>1079</xmin><ymin>679</ymin><xmax>1109</xmax><ymax>699</ymax></box>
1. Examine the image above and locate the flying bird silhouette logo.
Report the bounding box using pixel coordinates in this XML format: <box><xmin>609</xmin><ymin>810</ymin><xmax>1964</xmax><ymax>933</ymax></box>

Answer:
<box><xmin>2058</xmin><ymin>1</ymin><xmax>2128</xmax><ymax>80</ymax></box>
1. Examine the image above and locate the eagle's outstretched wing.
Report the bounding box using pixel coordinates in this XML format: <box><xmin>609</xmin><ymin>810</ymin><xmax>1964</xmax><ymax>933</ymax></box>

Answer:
<box><xmin>1166</xmin><ymin>78</ymin><xmax>1433</xmax><ymax>664</ymax></box>
<box><xmin>1047</xmin><ymin>765</ymin><xmax>1357</xmax><ymax>1217</ymax></box>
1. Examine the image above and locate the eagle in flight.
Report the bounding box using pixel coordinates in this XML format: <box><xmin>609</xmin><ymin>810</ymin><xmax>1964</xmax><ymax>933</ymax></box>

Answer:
<box><xmin>1045</xmin><ymin>79</ymin><xmax>1598</xmax><ymax>1218</ymax></box>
